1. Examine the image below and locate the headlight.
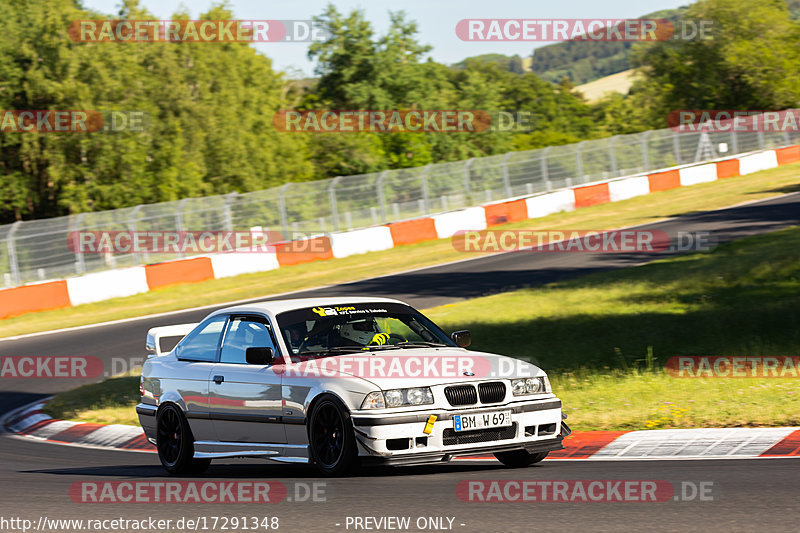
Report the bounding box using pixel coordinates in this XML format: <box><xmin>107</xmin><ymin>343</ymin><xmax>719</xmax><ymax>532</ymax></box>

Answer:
<box><xmin>406</xmin><ymin>387</ymin><xmax>432</xmax><ymax>405</ymax></box>
<box><xmin>361</xmin><ymin>387</ymin><xmax>433</xmax><ymax>409</ymax></box>
<box><xmin>526</xmin><ymin>377</ymin><xmax>541</xmax><ymax>393</ymax></box>
<box><xmin>512</xmin><ymin>377</ymin><xmax>546</xmax><ymax>396</ymax></box>
<box><xmin>385</xmin><ymin>389</ymin><xmax>403</xmax><ymax>408</ymax></box>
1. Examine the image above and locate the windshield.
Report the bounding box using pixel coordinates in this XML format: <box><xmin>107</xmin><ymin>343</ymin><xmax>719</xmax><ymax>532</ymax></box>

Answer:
<box><xmin>277</xmin><ymin>302</ymin><xmax>455</xmax><ymax>356</ymax></box>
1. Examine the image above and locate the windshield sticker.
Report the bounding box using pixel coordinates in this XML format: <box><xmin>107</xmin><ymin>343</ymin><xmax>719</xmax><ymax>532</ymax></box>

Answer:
<box><xmin>311</xmin><ymin>306</ymin><xmax>387</xmax><ymax>317</ymax></box>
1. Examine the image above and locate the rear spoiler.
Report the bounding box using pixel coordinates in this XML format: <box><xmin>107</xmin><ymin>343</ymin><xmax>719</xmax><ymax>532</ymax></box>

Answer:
<box><xmin>145</xmin><ymin>323</ymin><xmax>198</xmax><ymax>357</ymax></box>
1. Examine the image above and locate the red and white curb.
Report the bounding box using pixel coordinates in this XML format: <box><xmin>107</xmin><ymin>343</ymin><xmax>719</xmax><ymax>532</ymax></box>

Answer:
<box><xmin>5</xmin><ymin>400</ymin><xmax>800</xmax><ymax>460</ymax></box>
<box><xmin>2</xmin><ymin>399</ymin><xmax>152</xmax><ymax>452</ymax></box>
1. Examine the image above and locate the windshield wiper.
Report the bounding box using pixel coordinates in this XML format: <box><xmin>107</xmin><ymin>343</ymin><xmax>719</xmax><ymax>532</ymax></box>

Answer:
<box><xmin>361</xmin><ymin>344</ymin><xmax>402</xmax><ymax>351</ymax></box>
<box><xmin>395</xmin><ymin>341</ymin><xmax>449</xmax><ymax>348</ymax></box>
<box><xmin>297</xmin><ymin>347</ymin><xmax>364</xmax><ymax>357</ymax></box>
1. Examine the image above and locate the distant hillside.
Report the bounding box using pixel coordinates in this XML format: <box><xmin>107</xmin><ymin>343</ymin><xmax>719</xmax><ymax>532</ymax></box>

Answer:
<box><xmin>451</xmin><ymin>53</ymin><xmax>530</xmax><ymax>74</ymax></box>
<box><xmin>529</xmin><ymin>6</ymin><xmax>689</xmax><ymax>85</ymax></box>
<box><xmin>454</xmin><ymin>1</ymin><xmax>800</xmax><ymax>85</ymax></box>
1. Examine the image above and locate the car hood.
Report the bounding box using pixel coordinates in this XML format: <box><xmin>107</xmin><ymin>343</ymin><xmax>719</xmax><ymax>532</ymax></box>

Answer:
<box><xmin>280</xmin><ymin>347</ymin><xmax>544</xmax><ymax>389</ymax></box>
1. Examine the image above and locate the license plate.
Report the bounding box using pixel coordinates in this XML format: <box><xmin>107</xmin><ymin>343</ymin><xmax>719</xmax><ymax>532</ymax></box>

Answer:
<box><xmin>453</xmin><ymin>410</ymin><xmax>512</xmax><ymax>432</ymax></box>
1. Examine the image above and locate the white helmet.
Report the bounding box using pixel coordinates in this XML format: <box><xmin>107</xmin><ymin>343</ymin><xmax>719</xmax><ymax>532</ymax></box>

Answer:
<box><xmin>339</xmin><ymin>319</ymin><xmax>378</xmax><ymax>345</ymax></box>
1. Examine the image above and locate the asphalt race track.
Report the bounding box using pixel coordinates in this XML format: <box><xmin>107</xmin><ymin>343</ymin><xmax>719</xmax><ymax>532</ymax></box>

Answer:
<box><xmin>1</xmin><ymin>192</ymin><xmax>799</xmax><ymax>532</ymax></box>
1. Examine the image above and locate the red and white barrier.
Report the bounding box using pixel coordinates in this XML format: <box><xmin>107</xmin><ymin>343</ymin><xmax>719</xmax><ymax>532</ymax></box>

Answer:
<box><xmin>608</xmin><ymin>175</ymin><xmax>651</xmax><ymax>202</ymax></box>
<box><xmin>678</xmin><ymin>163</ymin><xmax>718</xmax><ymax>186</ymax></box>
<box><xmin>738</xmin><ymin>150</ymin><xmax>779</xmax><ymax>175</ymax></box>
<box><xmin>525</xmin><ymin>189</ymin><xmax>576</xmax><ymax>218</ymax></box>
<box><xmin>66</xmin><ymin>266</ymin><xmax>149</xmax><ymax>306</ymax></box>
<box><xmin>432</xmin><ymin>206</ymin><xmax>487</xmax><ymax>238</ymax></box>
<box><xmin>1</xmin><ymin>147</ymin><xmax>796</xmax><ymax>319</ymax></box>
<box><xmin>330</xmin><ymin>226</ymin><xmax>394</xmax><ymax>258</ymax></box>
<box><xmin>210</xmin><ymin>252</ymin><xmax>280</xmax><ymax>278</ymax></box>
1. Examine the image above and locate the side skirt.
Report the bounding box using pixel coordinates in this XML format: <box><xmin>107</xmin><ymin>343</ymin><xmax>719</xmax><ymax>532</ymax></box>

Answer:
<box><xmin>192</xmin><ymin>440</ymin><xmax>309</xmax><ymax>462</ymax></box>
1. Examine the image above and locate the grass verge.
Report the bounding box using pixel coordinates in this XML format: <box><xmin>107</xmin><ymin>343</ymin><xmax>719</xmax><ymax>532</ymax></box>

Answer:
<box><xmin>426</xmin><ymin>226</ymin><xmax>800</xmax><ymax>429</ymax></box>
<box><xmin>3</xmin><ymin>161</ymin><xmax>800</xmax><ymax>339</ymax></box>
<box><xmin>44</xmin><ymin>226</ymin><xmax>800</xmax><ymax>430</ymax></box>
<box><xmin>43</xmin><ymin>375</ymin><xmax>140</xmax><ymax>425</ymax></box>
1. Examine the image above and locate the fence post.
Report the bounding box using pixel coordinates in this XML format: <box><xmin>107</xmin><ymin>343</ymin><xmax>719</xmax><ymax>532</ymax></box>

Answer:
<box><xmin>73</xmin><ymin>213</ymin><xmax>86</xmax><ymax>275</ymax></box>
<box><xmin>672</xmin><ymin>130</ymin><xmax>682</xmax><ymax>165</ymax></box>
<box><xmin>502</xmin><ymin>152</ymin><xmax>512</xmax><ymax>197</ymax></box>
<box><xmin>222</xmin><ymin>192</ymin><xmax>237</xmax><ymax>236</ymax></box>
<box><xmin>175</xmin><ymin>199</ymin><xmax>187</xmax><ymax>233</ymax></box>
<box><xmin>176</xmin><ymin>198</ymin><xmax>188</xmax><ymax>258</ymax></box>
<box><xmin>576</xmin><ymin>141</ymin><xmax>585</xmax><ymax>183</ymax></box>
<box><xmin>731</xmin><ymin>130</ymin><xmax>739</xmax><ymax>155</ymax></box>
<box><xmin>278</xmin><ymin>183</ymin><xmax>290</xmax><ymax>238</ymax></box>
<box><xmin>641</xmin><ymin>130</ymin><xmax>651</xmax><ymax>171</ymax></box>
<box><xmin>421</xmin><ymin>165</ymin><xmax>431</xmax><ymax>214</ymax></box>
<box><xmin>7</xmin><ymin>221</ymin><xmax>21</xmax><ymax>286</ymax></box>
<box><xmin>541</xmin><ymin>147</ymin><xmax>551</xmax><ymax>191</ymax></box>
<box><xmin>329</xmin><ymin>177</ymin><xmax>342</xmax><ymax>231</ymax></box>
<box><xmin>128</xmin><ymin>205</ymin><xmax>145</xmax><ymax>265</ymax></box>
<box><xmin>376</xmin><ymin>170</ymin><xmax>388</xmax><ymax>223</ymax></box>
<box><xmin>757</xmin><ymin>130</ymin><xmax>765</xmax><ymax>150</ymax></box>
<box><xmin>609</xmin><ymin>135</ymin><xmax>619</xmax><ymax>176</ymax></box>
<box><xmin>463</xmin><ymin>158</ymin><xmax>474</xmax><ymax>203</ymax></box>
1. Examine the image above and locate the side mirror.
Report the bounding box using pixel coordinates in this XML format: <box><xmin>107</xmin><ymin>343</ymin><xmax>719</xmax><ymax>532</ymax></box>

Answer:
<box><xmin>246</xmin><ymin>347</ymin><xmax>274</xmax><ymax>365</ymax></box>
<box><xmin>145</xmin><ymin>332</ymin><xmax>157</xmax><ymax>358</ymax></box>
<box><xmin>451</xmin><ymin>330</ymin><xmax>471</xmax><ymax>348</ymax></box>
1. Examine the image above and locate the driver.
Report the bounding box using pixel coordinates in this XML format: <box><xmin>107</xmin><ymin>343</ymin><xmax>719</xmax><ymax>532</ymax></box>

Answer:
<box><xmin>285</xmin><ymin>322</ymin><xmax>308</xmax><ymax>353</ymax></box>
<box><xmin>337</xmin><ymin>319</ymin><xmax>390</xmax><ymax>347</ymax></box>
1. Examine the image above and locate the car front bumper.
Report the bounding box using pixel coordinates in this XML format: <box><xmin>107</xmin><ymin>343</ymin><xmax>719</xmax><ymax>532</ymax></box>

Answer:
<box><xmin>350</xmin><ymin>398</ymin><xmax>564</xmax><ymax>464</ymax></box>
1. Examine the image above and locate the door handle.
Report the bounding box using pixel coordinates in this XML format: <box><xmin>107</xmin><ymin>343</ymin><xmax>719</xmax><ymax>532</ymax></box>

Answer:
<box><xmin>213</xmin><ymin>375</ymin><xmax>224</xmax><ymax>384</ymax></box>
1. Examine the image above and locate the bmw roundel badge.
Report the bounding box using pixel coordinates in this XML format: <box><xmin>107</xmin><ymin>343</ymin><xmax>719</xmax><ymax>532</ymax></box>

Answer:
<box><xmin>463</xmin><ymin>371</ymin><xmax>475</xmax><ymax>376</ymax></box>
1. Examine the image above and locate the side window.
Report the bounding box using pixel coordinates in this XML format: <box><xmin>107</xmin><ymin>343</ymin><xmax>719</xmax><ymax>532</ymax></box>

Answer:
<box><xmin>220</xmin><ymin>317</ymin><xmax>277</xmax><ymax>364</ymax></box>
<box><xmin>174</xmin><ymin>315</ymin><xmax>227</xmax><ymax>362</ymax></box>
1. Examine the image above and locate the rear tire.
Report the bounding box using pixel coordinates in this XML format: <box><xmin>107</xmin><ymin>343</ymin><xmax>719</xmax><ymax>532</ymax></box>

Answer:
<box><xmin>308</xmin><ymin>396</ymin><xmax>357</xmax><ymax>476</ymax></box>
<box><xmin>494</xmin><ymin>449</ymin><xmax>549</xmax><ymax>467</ymax></box>
<box><xmin>156</xmin><ymin>404</ymin><xmax>210</xmax><ymax>475</ymax></box>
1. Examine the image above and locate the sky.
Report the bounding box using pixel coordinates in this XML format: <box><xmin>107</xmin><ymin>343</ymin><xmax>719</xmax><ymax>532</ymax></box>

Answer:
<box><xmin>82</xmin><ymin>0</ymin><xmax>694</xmax><ymax>76</ymax></box>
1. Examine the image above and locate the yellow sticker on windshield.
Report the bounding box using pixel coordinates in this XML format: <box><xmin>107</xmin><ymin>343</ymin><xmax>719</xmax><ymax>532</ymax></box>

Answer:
<box><xmin>371</xmin><ymin>333</ymin><xmax>390</xmax><ymax>345</ymax></box>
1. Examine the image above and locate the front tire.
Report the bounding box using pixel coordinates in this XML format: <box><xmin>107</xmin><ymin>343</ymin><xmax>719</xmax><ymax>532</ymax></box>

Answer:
<box><xmin>156</xmin><ymin>404</ymin><xmax>211</xmax><ymax>475</ymax></box>
<box><xmin>308</xmin><ymin>396</ymin><xmax>357</xmax><ymax>476</ymax></box>
<box><xmin>494</xmin><ymin>449</ymin><xmax>549</xmax><ymax>467</ymax></box>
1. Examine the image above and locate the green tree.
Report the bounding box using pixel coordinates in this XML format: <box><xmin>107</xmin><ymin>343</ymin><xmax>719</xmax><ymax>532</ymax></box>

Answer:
<box><xmin>631</xmin><ymin>0</ymin><xmax>800</xmax><ymax>123</ymax></box>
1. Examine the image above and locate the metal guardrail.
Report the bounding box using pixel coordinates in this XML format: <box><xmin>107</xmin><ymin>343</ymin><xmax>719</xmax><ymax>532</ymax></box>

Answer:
<box><xmin>1</xmin><ymin>124</ymin><xmax>798</xmax><ymax>287</ymax></box>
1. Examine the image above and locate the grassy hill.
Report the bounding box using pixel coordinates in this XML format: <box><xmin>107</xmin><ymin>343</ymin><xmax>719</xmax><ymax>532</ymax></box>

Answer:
<box><xmin>573</xmin><ymin>69</ymin><xmax>641</xmax><ymax>102</ymax></box>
